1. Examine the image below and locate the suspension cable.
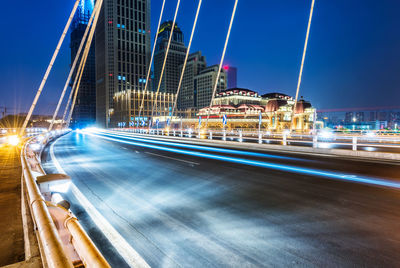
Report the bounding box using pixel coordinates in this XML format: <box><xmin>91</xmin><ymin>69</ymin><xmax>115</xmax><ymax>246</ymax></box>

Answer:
<box><xmin>205</xmin><ymin>0</ymin><xmax>239</xmax><ymax>128</ymax></box>
<box><xmin>149</xmin><ymin>0</ymin><xmax>181</xmax><ymax>129</ymax></box>
<box><xmin>168</xmin><ymin>0</ymin><xmax>203</xmax><ymax>126</ymax></box>
<box><xmin>137</xmin><ymin>0</ymin><xmax>166</xmax><ymax>121</ymax></box>
<box><xmin>66</xmin><ymin>0</ymin><xmax>104</xmax><ymax>128</ymax></box>
<box><xmin>291</xmin><ymin>0</ymin><xmax>315</xmax><ymax>131</ymax></box>
<box><xmin>19</xmin><ymin>0</ymin><xmax>81</xmax><ymax>135</ymax></box>
<box><xmin>49</xmin><ymin>1</ymin><xmax>100</xmax><ymax>131</ymax></box>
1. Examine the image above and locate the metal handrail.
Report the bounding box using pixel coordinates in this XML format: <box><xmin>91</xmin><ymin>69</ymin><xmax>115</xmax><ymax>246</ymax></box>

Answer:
<box><xmin>22</xmin><ymin>133</ymin><xmax>111</xmax><ymax>267</ymax></box>
<box><xmin>21</xmin><ymin>139</ymin><xmax>74</xmax><ymax>268</ymax></box>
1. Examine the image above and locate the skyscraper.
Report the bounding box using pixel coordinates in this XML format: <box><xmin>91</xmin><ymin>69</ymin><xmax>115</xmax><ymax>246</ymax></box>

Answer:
<box><xmin>154</xmin><ymin>21</ymin><xmax>187</xmax><ymax>94</ymax></box>
<box><xmin>95</xmin><ymin>0</ymin><xmax>151</xmax><ymax>127</ymax></box>
<box><xmin>70</xmin><ymin>0</ymin><xmax>96</xmax><ymax>128</ymax></box>
<box><xmin>224</xmin><ymin>65</ymin><xmax>237</xmax><ymax>89</ymax></box>
<box><xmin>178</xmin><ymin>51</ymin><xmax>206</xmax><ymax>110</ymax></box>
<box><xmin>196</xmin><ymin>65</ymin><xmax>227</xmax><ymax>109</ymax></box>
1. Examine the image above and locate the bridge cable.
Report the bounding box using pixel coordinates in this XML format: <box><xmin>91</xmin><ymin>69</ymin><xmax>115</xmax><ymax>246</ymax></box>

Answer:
<box><xmin>290</xmin><ymin>0</ymin><xmax>315</xmax><ymax>131</ymax></box>
<box><xmin>204</xmin><ymin>0</ymin><xmax>239</xmax><ymax>128</ymax></box>
<box><xmin>168</xmin><ymin>0</ymin><xmax>203</xmax><ymax>127</ymax></box>
<box><xmin>19</xmin><ymin>0</ymin><xmax>81</xmax><ymax>135</ymax></box>
<box><xmin>66</xmin><ymin>0</ymin><xmax>104</xmax><ymax>128</ymax></box>
<box><xmin>49</xmin><ymin>2</ymin><xmax>100</xmax><ymax>131</ymax></box>
<box><xmin>149</xmin><ymin>0</ymin><xmax>182</xmax><ymax>129</ymax></box>
<box><xmin>137</xmin><ymin>0</ymin><xmax>167</xmax><ymax>121</ymax></box>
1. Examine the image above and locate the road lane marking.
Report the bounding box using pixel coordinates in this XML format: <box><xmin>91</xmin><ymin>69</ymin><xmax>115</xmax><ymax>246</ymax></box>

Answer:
<box><xmin>145</xmin><ymin>151</ymin><xmax>200</xmax><ymax>166</ymax></box>
<box><xmin>50</xmin><ymin>139</ymin><xmax>150</xmax><ymax>268</ymax></box>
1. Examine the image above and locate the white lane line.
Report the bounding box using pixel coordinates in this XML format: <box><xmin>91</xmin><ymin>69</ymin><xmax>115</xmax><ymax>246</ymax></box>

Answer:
<box><xmin>145</xmin><ymin>151</ymin><xmax>200</xmax><ymax>166</ymax></box>
<box><xmin>50</xmin><ymin>139</ymin><xmax>150</xmax><ymax>268</ymax></box>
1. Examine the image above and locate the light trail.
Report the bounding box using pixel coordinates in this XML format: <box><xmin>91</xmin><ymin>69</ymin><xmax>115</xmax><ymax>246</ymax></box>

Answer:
<box><xmin>82</xmin><ymin>130</ymin><xmax>400</xmax><ymax>191</ymax></box>
<box><xmin>94</xmin><ymin>129</ymin><xmax>303</xmax><ymax>161</ymax></box>
<box><xmin>50</xmin><ymin>140</ymin><xmax>150</xmax><ymax>268</ymax></box>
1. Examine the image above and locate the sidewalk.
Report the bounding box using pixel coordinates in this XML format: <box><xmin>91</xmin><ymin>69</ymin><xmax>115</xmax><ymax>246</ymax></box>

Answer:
<box><xmin>0</xmin><ymin>145</ymin><xmax>24</xmax><ymax>266</ymax></box>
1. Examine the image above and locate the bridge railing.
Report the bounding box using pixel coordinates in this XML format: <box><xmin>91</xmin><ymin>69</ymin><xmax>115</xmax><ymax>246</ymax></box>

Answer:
<box><xmin>21</xmin><ymin>130</ymin><xmax>110</xmax><ymax>268</ymax></box>
<box><xmin>114</xmin><ymin>128</ymin><xmax>400</xmax><ymax>154</ymax></box>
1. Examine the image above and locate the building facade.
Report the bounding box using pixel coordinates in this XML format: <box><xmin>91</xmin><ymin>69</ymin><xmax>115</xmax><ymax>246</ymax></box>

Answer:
<box><xmin>196</xmin><ymin>65</ymin><xmax>227</xmax><ymax>109</ymax></box>
<box><xmin>178</xmin><ymin>52</ymin><xmax>207</xmax><ymax>110</ymax></box>
<box><xmin>70</xmin><ymin>1</ymin><xmax>96</xmax><ymax>128</ymax></box>
<box><xmin>153</xmin><ymin>21</ymin><xmax>187</xmax><ymax>94</ymax></box>
<box><xmin>111</xmin><ymin>90</ymin><xmax>176</xmax><ymax>127</ymax></box>
<box><xmin>95</xmin><ymin>0</ymin><xmax>151</xmax><ymax>127</ymax></box>
<box><xmin>198</xmin><ymin>89</ymin><xmax>315</xmax><ymax>131</ymax></box>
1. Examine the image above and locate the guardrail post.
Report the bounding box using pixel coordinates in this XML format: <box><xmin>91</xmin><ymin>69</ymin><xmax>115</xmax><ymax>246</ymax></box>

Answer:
<box><xmin>313</xmin><ymin>135</ymin><xmax>318</xmax><ymax>148</ymax></box>
<box><xmin>283</xmin><ymin>132</ymin><xmax>287</xmax><ymax>146</ymax></box>
<box><xmin>173</xmin><ymin>130</ymin><xmax>176</xmax><ymax>136</ymax></box>
<box><xmin>258</xmin><ymin>132</ymin><xmax>262</xmax><ymax>144</ymax></box>
<box><xmin>223</xmin><ymin>129</ymin><xmax>226</xmax><ymax>141</ymax></box>
<box><xmin>209</xmin><ymin>131</ymin><xmax>212</xmax><ymax>140</ymax></box>
<box><xmin>352</xmin><ymin>136</ymin><xmax>357</xmax><ymax>151</ymax></box>
<box><xmin>162</xmin><ymin>130</ymin><xmax>164</xmax><ymax>136</ymax></box>
<box><xmin>239</xmin><ymin>130</ymin><xmax>243</xmax><ymax>142</ymax></box>
<box><xmin>180</xmin><ymin>129</ymin><xmax>183</xmax><ymax>137</ymax></box>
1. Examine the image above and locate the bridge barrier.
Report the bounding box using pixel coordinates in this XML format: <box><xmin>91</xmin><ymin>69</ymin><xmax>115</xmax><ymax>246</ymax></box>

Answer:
<box><xmin>112</xmin><ymin>128</ymin><xmax>400</xmax><ymax>161</ymax></box>
<box><xmin>21</xmin><ymin>130</ymin><xmax>110</xmax><ymax>268</ymax></box>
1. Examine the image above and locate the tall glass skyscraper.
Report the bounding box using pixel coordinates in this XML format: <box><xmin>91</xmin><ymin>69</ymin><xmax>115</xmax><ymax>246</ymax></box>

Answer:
<box><xmin>70</xmin><ymin>0</ymin><xmax>96</xmax><ymax>128</ymax></box>
<box><xmin>153</xmin><ymin>21</ymin><xmax>187</xmax><ymax>95</ymax></box>
<box><xmin>95</xmin><ymin>0</ymin><xmax>151</xmax><ymax>127</ymax></box>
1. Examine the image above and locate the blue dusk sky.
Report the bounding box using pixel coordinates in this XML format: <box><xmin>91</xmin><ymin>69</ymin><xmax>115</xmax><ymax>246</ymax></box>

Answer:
<box><xmin>1</xmin><ymin>0</ymin><xmax>399</xmax><ymax>115</ymax></box>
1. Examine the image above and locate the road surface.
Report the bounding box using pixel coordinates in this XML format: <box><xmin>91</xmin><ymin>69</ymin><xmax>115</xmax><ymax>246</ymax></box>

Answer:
<box><xmin>42</xmin><ymin>130</ymin><xmax>400</xmax><ymax>267</ymax></box>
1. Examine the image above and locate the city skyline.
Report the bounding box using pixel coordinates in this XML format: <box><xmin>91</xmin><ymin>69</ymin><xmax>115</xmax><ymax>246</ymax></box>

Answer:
<box><xmin>1</xmin><ymin>0</ymin><xmax>399</xmax><ymax>115</ymax></box>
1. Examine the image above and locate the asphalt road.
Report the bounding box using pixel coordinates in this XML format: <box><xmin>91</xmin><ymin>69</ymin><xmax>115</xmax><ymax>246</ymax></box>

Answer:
<box><xmin>42</xmin><ymin>130</ymin><xmax>400</xmax><ymax>267</ymax></box>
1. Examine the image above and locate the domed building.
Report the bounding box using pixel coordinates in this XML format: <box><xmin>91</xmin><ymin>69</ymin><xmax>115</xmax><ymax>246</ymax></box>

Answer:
<box><xmin>198</xmin><ymin>88</ymin><xmax>316</xmax><ymax>132</ymax></box>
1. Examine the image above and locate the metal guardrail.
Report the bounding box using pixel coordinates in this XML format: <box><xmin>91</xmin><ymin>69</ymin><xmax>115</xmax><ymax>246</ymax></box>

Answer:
<box><xmin>114</xmin><ymin>128</ymin><xmax>400</xmax><ymax>153</ymax></box>
<box><xmin>21</xmin><ymin>131</ymin><xmax>110</xmax><ymax>268</ymax></box>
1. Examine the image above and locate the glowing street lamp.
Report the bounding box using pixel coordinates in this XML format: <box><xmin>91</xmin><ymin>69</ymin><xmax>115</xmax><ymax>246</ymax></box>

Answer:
<box><xmin>7</xmin><ymin>135</ymin><xmax>20</xmax><ymax>146</ymax></box>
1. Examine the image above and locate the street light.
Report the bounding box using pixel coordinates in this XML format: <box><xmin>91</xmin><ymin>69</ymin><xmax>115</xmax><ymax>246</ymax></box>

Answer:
<box><xmin>7</xmin><ymin>135</ymin><xmax>20</xmax><ymax>146</ymax></box>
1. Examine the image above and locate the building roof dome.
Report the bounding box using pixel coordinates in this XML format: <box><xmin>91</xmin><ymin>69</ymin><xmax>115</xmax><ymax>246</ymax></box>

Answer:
<box><xmin>265</xmin><ymin>99</ymin><xmax>288</xmax><ymax>112</ymax></box>
<box><xmin>262</xmin><ymin>92</ymin><xmax>292</xmax><ymax>100</ymax></box>
<box><xmin>294</xmin><ymin>99</ymin><xmax>312</xmax><ymax>114</ymax></box>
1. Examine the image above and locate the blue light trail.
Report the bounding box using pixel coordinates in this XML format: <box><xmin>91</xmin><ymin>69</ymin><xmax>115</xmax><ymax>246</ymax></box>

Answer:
<box><xmin>95</xmin><ymin>129</ymin><xmax>303</xmax><ymax>162</ymax></box>
<box><xmin>82</xmin><ymin>130</ymin><xmax>400</xmax><ymax>190</ymax></box>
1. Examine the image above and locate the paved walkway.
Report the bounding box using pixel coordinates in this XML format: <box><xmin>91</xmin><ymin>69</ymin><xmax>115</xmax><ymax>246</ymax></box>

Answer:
<box><xmin>0</xmin><ymin>145</ymin><xmax>24</xmax><ymax>266</ymax></box>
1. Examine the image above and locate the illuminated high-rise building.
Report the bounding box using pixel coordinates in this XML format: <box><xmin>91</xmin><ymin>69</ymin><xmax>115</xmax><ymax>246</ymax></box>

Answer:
<box><xmin>154</xmin><ymin>21</ymin><xmax>187</xmax><ymax>95</ymax></box>
<box><xmin>178</xmin><ymin>51</ymin><xmax>206</xmax><ymax>110</ymax></box>
<box><xmin>70</xmin><ymin>0</ymin><xmax>96</xmax><ymax>128</ymax></box>
<box><xmin>95</xmin><ymin>0</ymin><xmax>151</xmax><ymax>127</ymax></box>
<box><xmin>196</xmin><ymin>65</ymin><xmax>227</xmax><ymax>109</ymax></box>
<box><xmin>224</xmin><ymin>65</ymin><xmax>237</xmax><ymax>89</ymax></box>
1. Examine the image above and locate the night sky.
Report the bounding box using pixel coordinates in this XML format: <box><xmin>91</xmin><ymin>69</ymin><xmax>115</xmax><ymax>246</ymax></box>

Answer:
<box><xmin>1</xmin><ymin>0</ymin><xmax>399</xmax><ymax>115</ymax></box>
